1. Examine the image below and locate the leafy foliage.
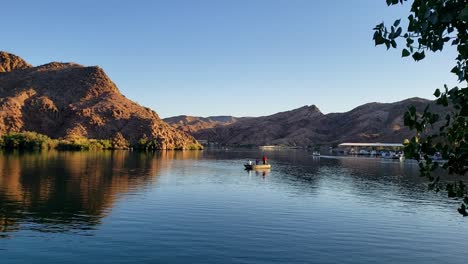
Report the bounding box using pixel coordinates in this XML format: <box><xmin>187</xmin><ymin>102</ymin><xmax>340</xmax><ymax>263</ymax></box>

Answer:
<box><xmin>135</xmin><ymin>136</ymin><xmax>202</xmax><ymax>150</ymax></box>
<box><xmin>57</xmin><ymin>137</ymin><xmax>113</xmax><ymax>150</ymax></box>
<box><xmin>1</xmin><ymin>132</ymin><xmax>55</xmax><ymax>150</ymax></box>
<box><xmin>374</xmin><ymin>0</ymin><xmax>468</xmax><ymax>215</ymax></box>
<box><xmin>0</xmin><ymin>132</ymin><xmax>203</xmax><ymax>151</ymax></box>
<box><xmin>1</xmin><ymin>132</ymin><xmax>113</xmax><ymax>151</ymax></box>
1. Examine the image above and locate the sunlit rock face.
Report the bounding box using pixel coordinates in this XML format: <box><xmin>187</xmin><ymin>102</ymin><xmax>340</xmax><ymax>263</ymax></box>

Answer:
<box><xmin>0</xmin><ymin>51</ymin><xmax>32</xmax><ymax>73</ymax></box>
<box><xmin>0</xmin><ymin>52</ymin><xmax>201</xmax><ymax>150</ymax></box>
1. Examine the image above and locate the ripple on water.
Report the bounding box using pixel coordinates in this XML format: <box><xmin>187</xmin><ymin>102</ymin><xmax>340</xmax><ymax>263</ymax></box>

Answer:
<box><xmin>0</xmin><ymin>150</ymin><xmax>467</xmax><ymax>264</ymax></box>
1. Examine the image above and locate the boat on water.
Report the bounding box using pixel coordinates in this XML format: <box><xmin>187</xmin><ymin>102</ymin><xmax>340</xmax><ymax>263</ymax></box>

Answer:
<box><xmin>244</xmin><ymin>164</ymin><xmax>271</xmax><ymax>170</ymax></box>
<box><xmin>381</xmin><ymin>151</ymin><xmax>404</xmax><ymax>161</ymax></box>
<box><xmin>312</xmin><ymin>151</ymin><xmax>320</xmax><ymax>156</ymax></box>
<box><xmin>358</xmin><ymin>149</ymin><xmax>370</xmax><ymax>155</ymax></box>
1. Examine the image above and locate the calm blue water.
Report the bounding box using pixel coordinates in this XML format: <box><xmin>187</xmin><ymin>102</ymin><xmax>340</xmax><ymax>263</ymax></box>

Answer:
<box><xmin>0</xmin><ymin>149</ymin><xmax>466</xmax><ymax>264</ymax></box>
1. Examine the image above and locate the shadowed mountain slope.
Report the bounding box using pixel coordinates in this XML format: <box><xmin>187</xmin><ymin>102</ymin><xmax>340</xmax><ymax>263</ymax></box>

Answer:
<box><xmin>176</xmin><ymin>98</ymin><xmax>447</xmax><ymax>146</ymax></box>
<box><xmin>163</xmin><ymin>115</ymin><xmax>250</xmax><ymax>133</ymax></box>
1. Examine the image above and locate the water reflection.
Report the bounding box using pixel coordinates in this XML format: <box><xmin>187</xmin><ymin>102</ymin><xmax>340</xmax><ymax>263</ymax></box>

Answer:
<box><xmin>1</xmin><ymin>149</ymin><xmax>466</xmax><ymax>264</ymax></box>
<box><xmin>0</xmin><ymin>150</ymin><xmax>189</xmax><ymax>236</ymax></box>
<box><xmin>246</xmin><ymin>169</ymin><xmax>270</xmax><ymax>178</ymax></box>
<box><xmin>0</xmin><ymin>149</ymin><xmax>462</xmax><ymax>239</ymax></box>
<box><xmin>201</xmin><ymin>149</ymin><xmax>461</xmax><ymax>210</ymax></box>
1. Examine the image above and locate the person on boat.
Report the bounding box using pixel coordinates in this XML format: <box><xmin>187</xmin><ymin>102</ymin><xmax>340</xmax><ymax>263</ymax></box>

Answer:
<box><xmin>262</xmin><ymin>155</ymin><xmax>267</xmax><ymax>164</ymax></box>
<box><xmin>255</xmin><ymin>159</ymin><xmax>259</xmax><ymax>165</ymax></box>
<box><xmin>248</xmin><ymin>160</ymin><xmax>253</xmax><ymax>165</ymax></box>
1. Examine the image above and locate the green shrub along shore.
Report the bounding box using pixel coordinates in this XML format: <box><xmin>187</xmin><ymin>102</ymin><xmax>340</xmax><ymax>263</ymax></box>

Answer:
<box><xmin>0</xmin><ymin>131</ymin><xmax>202</xmax><ymax>151</ymax></box>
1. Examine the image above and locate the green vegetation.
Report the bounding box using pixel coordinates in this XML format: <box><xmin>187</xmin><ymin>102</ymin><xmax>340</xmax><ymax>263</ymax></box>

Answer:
<box><xmin>135</xmin><ymin>137</ymin><xmax>202</xmax><ymax>150</ymax></box>
<box><xmin>0</xmin><ymin>131</ymin><xmax>203</xmax><ymax>151</ymax></box>
<box><xmin>135</xmin><ymin>137</ymin><xmax>163</xmax><ymax>150</ymax></box>
<box><xmin>56</xmin><ymin>137</ymin><xmax>113</xmax><ymax>150</ymax></box>
<box><xmin>0</xmin><ymin>132</ymin><xmax>114</xmax><ymax>151</ymax></box>
<box><xmin>184</xmin><ymin>143</ymin><xmax>203</xmax><ymax>150</ymax></box>
<box><xmin>0</xmin><ymin>131</ymin><xmax>55</xmax><ymax>150</ymax></box>
<box><xmin>374</xmin><ymin>0</ymin><xmax>467</xmax><ymax>215</ymax></box>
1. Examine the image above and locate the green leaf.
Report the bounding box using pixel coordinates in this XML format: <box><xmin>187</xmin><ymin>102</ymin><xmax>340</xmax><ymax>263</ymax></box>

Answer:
<box><xmin>395</xmin><ymin>27</ymin><xmax>402</xmax><ymax>38</ymax></box>
<box><xmin>440</xmin><ymin>11</ymin><xmax>455</xmax><ymax>23</ymax></box>
<box><xmin>402</xmin><ymin>49</ymin><xmax>410</xmax><ymax>57</ymax></box>
<box><xmin>412</xmin><ymin>51</ymin><xmax>425</xmax><ymax>61</ymax></box>
<box><xmin>458</xmin><ymin>44</ymin><xmax>468</xmax><ymax>57</ymax></box>
<box><xmin>459</xmin><ymin>6</ymin><xmax>468</xmax><ymax>21</ymax></box>
<box><xmin>434</xmin><ymin>88</ymin><xmax>441</xmax><ymax>97</ymax></box>
<box><xmin>428</xmin><ymin>12</ymin><xmax>438</xmax><ymax>24</ymax></box>
<box><xmin>393</xmin><ymin>19</ymin><xmax>401</xmax><ymax>27</ymax></box>
<box><xmin>373</xmin><ymin>31</ymin><xmax>386</xmax><ymax>45</ymax></box>
<box><xmin>409</xmin><ymin>106</ymin><xmax>416</xmax><ymax>115</ymax></box>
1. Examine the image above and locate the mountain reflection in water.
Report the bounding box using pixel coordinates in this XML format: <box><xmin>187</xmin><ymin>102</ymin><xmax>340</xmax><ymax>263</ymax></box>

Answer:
<box><xmin>0</xmin><ymin>150</ymin><xmax>202</xmax><ymax>236</ymax></box>
<box><xmin>0</xmin><ymin>149</ymin><xmax>466</xmax><ymax>264</ymax></box>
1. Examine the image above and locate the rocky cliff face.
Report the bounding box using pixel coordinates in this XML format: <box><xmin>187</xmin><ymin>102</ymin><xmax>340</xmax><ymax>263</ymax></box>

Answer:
<box><xmin>179</xmin><ymin>98</ymin><xmax>447</xmax><ymax>146</ymax></box>
<box><xmin>0</xmin><ymin>51</ymin><xmax>31</xmax><ymax>72</ymax></box>
<box><xmin>0</xmin><ymin>51</ymin><xmax>201</xmax><ymax>149</ymax></box>
<box><xmin>163</xmin><ymin>115</ymin><xmax>248</xmax><ymax>133</ymax></box>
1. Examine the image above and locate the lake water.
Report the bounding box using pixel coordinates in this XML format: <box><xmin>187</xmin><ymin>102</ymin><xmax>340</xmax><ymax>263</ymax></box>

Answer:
<box><xmin>0</xmin><ymin>149</ymin><xmax>466</xmax><ymax>264</ymax></box>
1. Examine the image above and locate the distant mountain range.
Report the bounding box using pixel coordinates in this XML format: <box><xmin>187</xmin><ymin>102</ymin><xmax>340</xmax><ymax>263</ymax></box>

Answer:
<box><xmin>0</xmin><ymin>51</ymin><xmax>200</xmax><ymax>149</ymax></box>
<box><xmin>0</xmin><ymin>51</ymin><xmax>448</xmax><ymax>149</ymax></box>
<box><xmin>163</xmin><ymin>115</ymin><xmax>251</xmax><ymax>133</ymax></box>
<box><xmin>165</xmin><ymin>98</ymin><xmax>448</xmax><ymax>146</ymax></box>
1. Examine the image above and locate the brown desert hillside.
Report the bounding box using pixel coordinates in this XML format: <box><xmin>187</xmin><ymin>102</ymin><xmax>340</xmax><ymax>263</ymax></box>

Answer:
<box><xmin>0</xmin><ymin>51</ymin><xmax>201</xmax><ymax>149</ymax></box>
<box><xmin>184</xmin><ymin>98</ymin><xmax>448</xmax><ymax>146</ymax></box>
<box><xmin>0</xmin><ymin>52</ymin><xmax>32</xmax><ymax>72</ymax></box>
<box><xmin>163</xmin><ymin>115</ymin><xmax>249</xmax><ymax>133</ymax></box>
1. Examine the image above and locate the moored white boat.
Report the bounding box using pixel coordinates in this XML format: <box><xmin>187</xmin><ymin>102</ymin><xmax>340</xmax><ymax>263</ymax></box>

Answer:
<box><xmin>359</xmin><ymin>149</ymin><xmax>370</xmax><ymax>155</ymax></box>
<box><xmin>381</xmin><ymin>151</ymin><xmax>404</xmax><ymax>161</ymax></box>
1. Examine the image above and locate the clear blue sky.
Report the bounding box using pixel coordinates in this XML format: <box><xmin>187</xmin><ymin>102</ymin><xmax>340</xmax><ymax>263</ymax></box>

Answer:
<box><xmin>3</xmin><ymin>0</ymin><xmax>458</xmax><ymax>118</ymax></box>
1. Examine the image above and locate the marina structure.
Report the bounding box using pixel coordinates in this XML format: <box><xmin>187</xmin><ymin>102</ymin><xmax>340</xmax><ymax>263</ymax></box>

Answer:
<box><xmin>337</xmin><ymin>142</ymin><xmax>404</xmax><ymax>155</ymax></box>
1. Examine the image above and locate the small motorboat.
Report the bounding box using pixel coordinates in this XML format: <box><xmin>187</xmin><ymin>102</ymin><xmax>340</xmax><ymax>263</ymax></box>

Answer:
<box><xmin>244</xmin><ymin>164</ymin><xmax>271</xmax><ymax>170</ymax></box>
<box><xmin>312</xmin><ymin>151</ymin><xmax>320</xmax><ymax>156</ymax></box>
<box><xmin>381</xmin><ymin>151</ymin><xmax>405</xmax><ymax>161</ymax></box>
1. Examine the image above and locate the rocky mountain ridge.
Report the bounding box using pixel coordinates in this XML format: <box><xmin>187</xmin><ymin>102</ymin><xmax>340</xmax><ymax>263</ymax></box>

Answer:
<box><xmin>165</xmin><ymin>98</ymin><xmax>447</xmax><ymax>146</ymax></box>
<box><xmin>0</xmin><ymin>51</ymin><xmax>201</xmax><ymax>149</ymax></box>
<box><xmin>163</xmin><ymin>115</ymin><xmax>250</xmax><ymax>133</ymax></box>
<box><xmin>0</xmin><ymin>52</ymin><xmax>31</xmax><ymax>72</ymax></box>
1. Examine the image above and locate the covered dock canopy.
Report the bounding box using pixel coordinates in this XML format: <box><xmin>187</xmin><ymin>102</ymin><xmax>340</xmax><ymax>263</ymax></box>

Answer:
<box><xmin>338</xmin><ymin>143</ymin><xmax>404</xmax><ymax>148</ymax></box>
